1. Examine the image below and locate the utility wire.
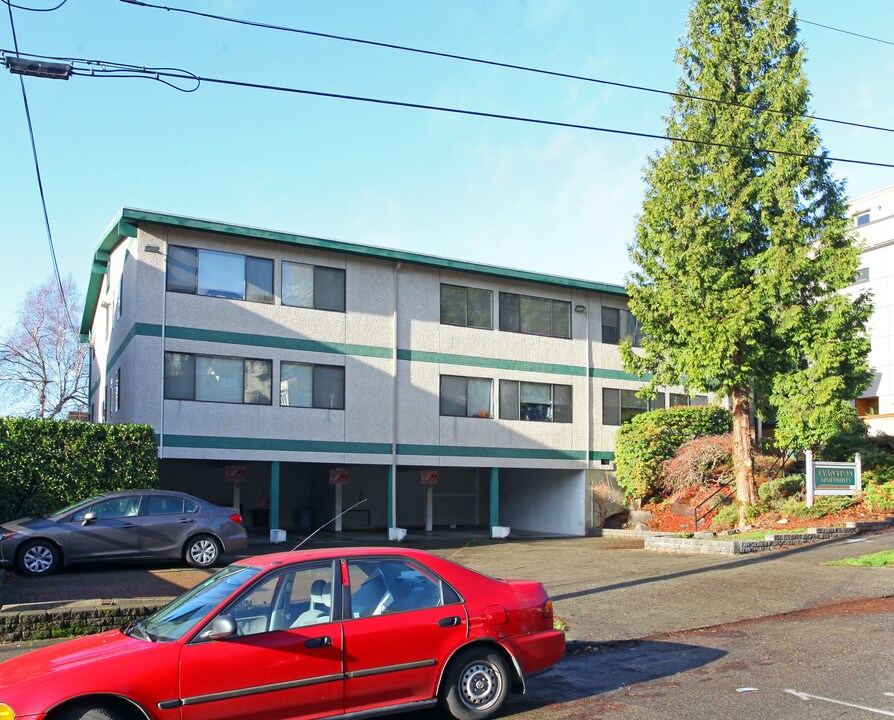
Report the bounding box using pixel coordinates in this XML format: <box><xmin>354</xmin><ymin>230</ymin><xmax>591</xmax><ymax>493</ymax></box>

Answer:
<box><xmin>1</xmin><ymin>0</ymin><xmax>68</xmax><ymax>12</ymax></box>
<box><xmin>4</xmin><ymin>7</ymin><xmax>75</xmax><ymax>332</ymax></box>
<box><xmin>4</xmin><ymin>47</ymin><xmax>892</xmax><ymax>170</ymax></box>
<box><xmin>119</xmin><ymin>0</ymin><xmax>894</xmax><ymax>136</ymax></box>
<box><xmin>793</xmin><ymin>13</ymin><xmax>894</xmax><ymax>47</ymax></box>
<box><xmin>2</xmin><ymin>50</ymin><xmax>880</xmax><ymax>169</ymax></box>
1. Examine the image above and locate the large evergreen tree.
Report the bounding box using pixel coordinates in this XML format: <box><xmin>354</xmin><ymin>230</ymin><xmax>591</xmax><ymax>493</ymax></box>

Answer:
<box><xmin>622</xmin><ymin>0</ymin><xmax>872</xmax><ymax>524</ymax></box>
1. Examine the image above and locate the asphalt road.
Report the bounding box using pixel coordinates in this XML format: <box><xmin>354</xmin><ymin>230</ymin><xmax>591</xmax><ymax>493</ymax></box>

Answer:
<box><xmin>2</xmin><ymin>529</ymin><xmax>893</xmax><ymax>719</ymax></box>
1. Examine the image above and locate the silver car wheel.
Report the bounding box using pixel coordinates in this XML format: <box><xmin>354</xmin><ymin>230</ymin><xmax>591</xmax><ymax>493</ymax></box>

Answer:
<box><xmin>24</xmin><ymin>544</ymin><xmax>55</xmax><ymax>574</ymax></box>
<box><xmin>187</xmin><ymin>537</ymin><xmax>219</xmax><ymax>567</ymax></box>
<box><xmin>458</xmin><ymin>661</ymin><xmax>501</xmax><ymax>710</ymax></box>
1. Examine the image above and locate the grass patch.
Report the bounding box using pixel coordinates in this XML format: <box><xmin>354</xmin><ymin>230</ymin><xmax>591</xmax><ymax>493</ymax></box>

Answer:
<box><xmin>825</xmin><ymin>549</ymin><xmax>894</xmax><ymax>567</ymax></box>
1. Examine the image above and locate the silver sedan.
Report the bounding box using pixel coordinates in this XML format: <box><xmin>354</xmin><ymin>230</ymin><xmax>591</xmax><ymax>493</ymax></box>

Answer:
<box><xmin>0</xmin><ymin>490</ymin><xmax>248</xmax><ymax>576</ymax></box>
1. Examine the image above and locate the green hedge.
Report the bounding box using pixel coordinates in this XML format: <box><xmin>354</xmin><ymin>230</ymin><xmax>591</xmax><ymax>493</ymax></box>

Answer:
<box><xmin>0</xmin><ymin>418</ymin><xmax>158</xmax><ymax>521</ymax></box>
<box><xmin>615</xmin><ymin>405</ymin><xmax>732</xmax><ymax>499</ymax></box>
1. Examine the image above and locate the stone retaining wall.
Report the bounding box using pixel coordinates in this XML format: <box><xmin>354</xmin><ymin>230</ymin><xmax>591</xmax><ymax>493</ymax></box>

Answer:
<box><xmin>0</xmin><ymin>599</ymin><xmax>166</xmax><ymax>643</ymax></box>
<box><xmin>593</xmin><ymin>518</ymin><xmax>894</xmax><ymax>555</ymax></box>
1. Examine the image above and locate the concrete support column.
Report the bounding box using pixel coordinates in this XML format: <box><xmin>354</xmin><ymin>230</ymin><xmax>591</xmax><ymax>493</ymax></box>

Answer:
<box><xmin>387</xmin><ymin>465</ymin><xmax>406</xmax><ymax>541</ymax></box>
<box><xmin>490</xmin><ymin>468</ymin><xmax>509</xmax><ymax>538</ymax></box>
<box><xmin>270</xmin><ymin>461</ymin><xmax>281</xmax><ymax>541</ymax></box>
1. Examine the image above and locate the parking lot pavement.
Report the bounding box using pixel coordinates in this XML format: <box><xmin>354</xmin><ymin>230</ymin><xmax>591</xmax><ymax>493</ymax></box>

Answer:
<box><xmin>2</xmin><ymin>529</ymin><xmax>892</xmax><ymax>643</ymax></box>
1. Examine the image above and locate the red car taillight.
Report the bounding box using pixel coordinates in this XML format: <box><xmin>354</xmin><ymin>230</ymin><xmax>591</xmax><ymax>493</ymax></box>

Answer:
<box><xmin>228</xmin><ymin>512</ymin><xmax>243</xmax><ymax>526</ymax></box>
<box><xmin>541</xmin><ymin>599</ymin><xmax>554</xmax><ymax>620</ymax></box>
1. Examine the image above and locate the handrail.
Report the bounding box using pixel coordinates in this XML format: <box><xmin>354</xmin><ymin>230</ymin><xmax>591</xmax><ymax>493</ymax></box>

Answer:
<box><xmin>693</xmin><ymin>479</ymin><xmax>734</xmax><ymax>532</ymax></box>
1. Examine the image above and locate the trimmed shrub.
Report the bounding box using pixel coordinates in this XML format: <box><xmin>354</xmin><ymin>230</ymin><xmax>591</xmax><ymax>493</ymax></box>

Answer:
<box><xmin>0</xmin><ymin>418</ymin><xmax>158</xmax><ymax>521</ymax></box>
<box><xmin>710</xmin><ymin>502</ymin><xmax>740</xmax><ymax>530</ymax></box>
<box><xmin>661</xmin><ymin>433</ymin><xmax>733</xmax><ymax>495</ymax></box>
<box><xmin>778</xmin><ymin>495</ymin><xmax>858</xmax><ymax>519</ymax></box>
<box><xmin>758</xmin><ymin>474</ymin><xmax>805</xmax><ymax>505</ymax></box>
<box><xmin>863</xmin><ymin>481</ymin><xmax>894</xmax><ymax>514</ymax></box>
<box><xmin>615</xmin><ymin>405</ymin><xmax>732</xmax><ymax>499</ymax></box>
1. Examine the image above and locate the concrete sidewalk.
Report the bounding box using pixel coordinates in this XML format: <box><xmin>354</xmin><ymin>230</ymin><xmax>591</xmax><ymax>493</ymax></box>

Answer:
<box><xmin>1</xmin><ymin>528</ymin><xmax>892</xmax><ymax>644</ymax></box>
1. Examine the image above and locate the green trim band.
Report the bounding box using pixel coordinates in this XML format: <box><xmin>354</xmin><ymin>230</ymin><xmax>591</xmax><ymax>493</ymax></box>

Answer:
<box><xmin>165</xmin><ymin>326</ymin><xmax>391</xmax><ymax>359</ymax></box>
<box><xmin>164</xmin><ymin>435</ymin><xmax>392</xmax><ymax>455</ymax></box>
<box><xmin>397</xmin><ymin>444</ymin><xmax>586</xmax><ymax>461</ymax></box>
<box><xmin>589</xmin><ymin>367</ymin><xmax>651</xmax><ymax>382</ymax></box>
<box><xmin>160</xmin><ymin>435</ymin><xmax>588</xmax><ymax>462</ymax></box>
<box><xmin>398</xmin><ymin>349</ymin><xmax>585</xmax><ymax>377</ymax></box>
<box><xmin>589</xmin><ymin>451</ymin><xmax>616</xmax><ymax>461</ymax></box>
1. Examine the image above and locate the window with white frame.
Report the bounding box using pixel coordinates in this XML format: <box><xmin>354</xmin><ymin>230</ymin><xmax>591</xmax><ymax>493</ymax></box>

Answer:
<box><xmin>440</xmin><ymin>285</ymin><xmax>493</xmax><ymax>329</ymax></box>
<box><xmin>855</xmin><ymin>211</ymin><xmax>871</xmax><ymax>227</ymax></box>
<box><xmin>668</xmin><ymin>392</ymin><xmax>709</xmax><ymax>407</ymax></box>
<box><xmin>852</xmin><ymin>267</ymin><xmax>869</xmax><ymax>285</ymax></box>
<box><xmin>499</xmin><ymin>380</ymin><xmax>572</xmax><ymax>422</ymax></box>
<box><xmin>440</xmin><ymin>376</ymin><xmax>493</xmax><ymax>418</ymax></box>
<box><xmin>281</xmin><ymin>262</ymin><xmax>346</xmax><ymax>312</ymax></box>
<box><xmin>166</xmin><ymin>246</ymin><xmax>274</xmax><ymax>303</ymax></box>
<box><xmin>280</xmin><ymin>362</ymin><xmax>345</xmax><ymax>409</ymax></box>
<box><xmin>601</xmin><ymin>307</ymin><xmax>643</xmax><ymax>346</ymax></box>
<box><xmin>498</xmin><ymin>292</ymin><xmax>570</xmax><ymax>339</ymax></box>
<box><xmin>164</xmin><ymin>352</ymin><xmax>272</xmax><ymax>405</ymax></box>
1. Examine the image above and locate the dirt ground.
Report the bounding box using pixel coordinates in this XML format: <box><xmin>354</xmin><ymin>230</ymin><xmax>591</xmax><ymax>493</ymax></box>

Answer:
<box><xmin>642</xmin><ymin>487</ymin><xmax>889</xmax><ymax>533</ymax></box>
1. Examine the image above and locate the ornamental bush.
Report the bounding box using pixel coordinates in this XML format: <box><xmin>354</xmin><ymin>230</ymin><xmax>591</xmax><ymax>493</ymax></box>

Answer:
<box><xmin>614</xmin><ymin>405</ymin><xmax>732</xmax><ymax>499</ymax></box>
<box><xmin>0</xmin><ymin>418</ymin><xmax>158</xmax><ymax>521</ymax></box>
<box><xmin>758</xmin><ymin>474</ymin><xmax>805</xmax><ymax>505</ymax></box>
<box><xmin>863</xmin><ymin>481</ymin><xmax>894</xmax><ymax>514</ymax></box>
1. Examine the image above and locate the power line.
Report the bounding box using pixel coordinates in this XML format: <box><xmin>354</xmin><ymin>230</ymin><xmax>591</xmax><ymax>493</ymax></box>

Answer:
<box><xmin>0</xmin><ymin>0</ymin><xmax>68</xmax><ymax>12</ymax></box>
<box><xmin>793</xmin><ymin>13</ymin><xmax>894</xmax><ymax>47</ymax></box>
<box><xmin>5</xmin><ymin>49</ymin><xmax>887</xmax><ymax>170</ymax></box>
<box><xmin>4</xmin><ymin>6</ymin><xmax>75</xmax><ymax>332</ymax></box>
<box><xmin>118</xmin><ymin>0</ymin><xmax>894</xmax><ymax>136</ymax></box>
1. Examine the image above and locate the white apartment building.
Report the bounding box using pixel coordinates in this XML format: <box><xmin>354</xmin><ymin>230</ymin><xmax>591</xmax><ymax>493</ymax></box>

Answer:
<box><xmin>82</xmin><ymin>209</ymin><xmax>705</xmax><ymax>538</ymax></box>
<box><xmin>851</xmin><ymin>185</ymin><xmax>894</xmax><ymax>435</ymax></box>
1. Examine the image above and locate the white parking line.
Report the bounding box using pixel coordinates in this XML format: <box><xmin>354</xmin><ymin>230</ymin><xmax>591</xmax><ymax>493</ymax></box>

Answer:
<box><xmin>785</xmin><ymin>689</ymin><xmax>894</xmax><ymax>717</ymax></box>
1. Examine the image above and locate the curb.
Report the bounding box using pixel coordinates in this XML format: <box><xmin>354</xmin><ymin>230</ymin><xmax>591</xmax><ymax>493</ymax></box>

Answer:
<box><xmin>592</xmin><ymin>518</ymin><xmax>894</xmax><ymax>555</ymax></box>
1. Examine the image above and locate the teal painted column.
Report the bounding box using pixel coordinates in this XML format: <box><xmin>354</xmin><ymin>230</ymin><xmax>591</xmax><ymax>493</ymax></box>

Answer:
<box><xmin>489</xmin><ymin>467</ymin><xmax>499</xmax><ymax>527</ymax></box>
<box><xmin>270</xmin><ymin>461</ymin><xmax>281</xmax><ymax>530</ymax></box>
<box><xmin>387</xmin><ymin>465</ymin><xmax>394</xmax><ymax>528</ymax></box>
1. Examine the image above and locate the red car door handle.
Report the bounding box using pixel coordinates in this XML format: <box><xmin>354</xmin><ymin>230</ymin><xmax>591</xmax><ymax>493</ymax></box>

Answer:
<box><xmin>438</xmin><ymin>616</ymin><xmax>461</xmax><ymax>627</ymax></box>
<box><xmin>304</xmin><ymin>636</ymin><xmax>332</xmax><ymax>649</ymax></box>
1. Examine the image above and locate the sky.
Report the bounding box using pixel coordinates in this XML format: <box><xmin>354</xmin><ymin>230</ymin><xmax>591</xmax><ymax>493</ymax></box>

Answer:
<box><xmin>1</xmin><ymin>0</ymin><xmax>893</xmax><ymax>334</ymax></box>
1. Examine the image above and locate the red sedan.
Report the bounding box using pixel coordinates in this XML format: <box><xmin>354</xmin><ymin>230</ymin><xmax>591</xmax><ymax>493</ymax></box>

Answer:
<box><xmin>0</xmin><ymin>547</ymin><xmax>564</xmax><ymax>720</ymax></box>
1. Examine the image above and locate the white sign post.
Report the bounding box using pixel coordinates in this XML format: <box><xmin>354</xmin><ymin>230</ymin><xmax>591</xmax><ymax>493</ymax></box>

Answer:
<box><xmin>805</xmin><ymin>450</ymin><xmax>861</xmax><ymax>508</ymax></box>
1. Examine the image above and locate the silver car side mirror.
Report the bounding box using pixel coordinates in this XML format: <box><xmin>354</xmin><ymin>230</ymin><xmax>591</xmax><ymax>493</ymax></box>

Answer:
<box><xmin>82</xmin><ymin>511</ymin><xmax>97</xmax><ymax>526</ymax></box>
<box><xmin>199</xmin><ymin>615</ymin><xmax>239</xmax><ymax>641</ymax></box>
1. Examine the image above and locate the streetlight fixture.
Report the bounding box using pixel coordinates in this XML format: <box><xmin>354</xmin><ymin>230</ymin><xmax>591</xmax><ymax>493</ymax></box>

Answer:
<box><xmin>4</xmin><ymin>56</ymin><xmax>72</xmax><ymax>80</ymax></box>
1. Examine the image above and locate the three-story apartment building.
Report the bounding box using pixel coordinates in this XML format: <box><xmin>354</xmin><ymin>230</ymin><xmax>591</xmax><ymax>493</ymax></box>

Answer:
<box><xmin>82</xmin><ymin>209</ymin><xmax>704</xmax><ymax>538</ymax></box>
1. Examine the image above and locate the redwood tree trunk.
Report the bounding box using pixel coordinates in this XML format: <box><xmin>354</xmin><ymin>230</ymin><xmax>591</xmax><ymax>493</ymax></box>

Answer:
<box><xmin>731</xmin><ymin>386</ymin><xmax>758</xmax><ymax>527</ymax></box>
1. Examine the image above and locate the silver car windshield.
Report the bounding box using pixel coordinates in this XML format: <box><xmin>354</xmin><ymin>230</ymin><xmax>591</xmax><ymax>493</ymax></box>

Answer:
<box><xmin>138</xmin><ymin>565</ymin><xmax>261</xmax><ymax>642</ymax></box>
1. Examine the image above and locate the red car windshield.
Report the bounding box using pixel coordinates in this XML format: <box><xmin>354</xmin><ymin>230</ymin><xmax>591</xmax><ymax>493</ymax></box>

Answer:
<box><xmin>135</xmin><ymin>565</ymin><xmax>260</xmax><ymax>642</ymax></box>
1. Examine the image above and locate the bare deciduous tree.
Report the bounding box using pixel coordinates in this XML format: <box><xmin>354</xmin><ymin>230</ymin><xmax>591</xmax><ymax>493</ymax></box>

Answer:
<box><xmin>0</xmin><ymin>276</ymin><xmax>88</xmax><ymax>418</ymax></box>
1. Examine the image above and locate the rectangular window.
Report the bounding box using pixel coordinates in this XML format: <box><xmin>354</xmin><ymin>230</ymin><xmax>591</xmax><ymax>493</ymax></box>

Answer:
<box><xmin>668</xmin><ymin>393</ymin><xmax>709</xmax><ymax>407</ymax></box>
<box><xmin>166</xmin><ymin>246</ymin><xmax>273</xmax><ymax>303</ymax></box>
<box><xmin>855</xmin><ymin>211</ymin><xmax>871</xmax><ymax>226</ymax></box>
<box><xmin>499</xmin><ymin>380</ymin><xmax>572</xmax><ymax>422</ymax></box>
<box><xmin>117</xmin><ymin>273</ymin><xmax>123</xmax><ymax>319</ymax></box>
<box><xmin>601</xmin><ymin>307</ymin><xmax>643</xmax><ymax>347</ymax></box>
<box><xmin>113</xmin><ymin>368</ymin><xmax>121</xmax><ymax>413</ymax></box>
<box><xmin>280</xmin><ymin>362</ymin><xmax>345</xmax><ymax>409</ymax></box>
<box><xmin>852</xmin><ymin>267</ymin><xmax>869</xmax><ymax>285</ymax></box>
<box><xmin>164</xmin><ymin>352</ymin><xmax>272</xmax><ymax>405</ymax></box>
<box><xmin>282</xmin><ymin>262</ymin><xmax>346</xmax><ymax>312</ymax></box>
<box><xmin>440</xmin><ymin>285</ymin><xmax>493</xmax><ymax>329</ymax></box>
<box><xmin>499</xmin><ymin>292</ymin><xmax>570</xmax><ymax>339</ymax></box>
<box><xmin>602</xmin><ymin>388</ymin><xmax>649</xmax><ymax>426</ymax></box>
<box><xmin>440</xmin><ymin>376</ymin><xmax>493</xmax><ymax>418</ymax></box>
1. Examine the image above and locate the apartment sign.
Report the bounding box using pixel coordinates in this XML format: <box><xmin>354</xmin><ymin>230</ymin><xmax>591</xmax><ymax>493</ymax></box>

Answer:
<box><xmin>805</xmin><ymin>450</ymin><xmax>861</xmax><ymax>507</ymax></box>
